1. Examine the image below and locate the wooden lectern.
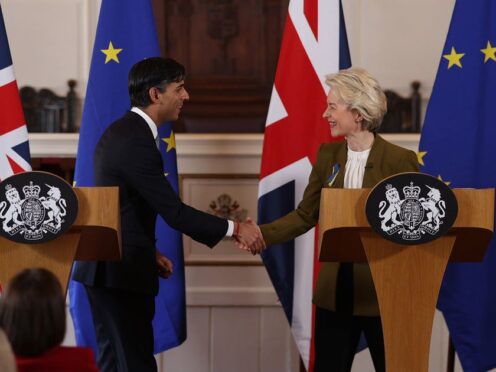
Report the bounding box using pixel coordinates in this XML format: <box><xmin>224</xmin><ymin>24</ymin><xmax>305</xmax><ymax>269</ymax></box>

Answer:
<box><xmin>0</xmin><ymin>187</ymin><xmax>121</xmax><ymax>293</ymax></box>
<box><xmin>318</xmin><ymin>188</ymin><xmax>494</xmax><ymax>372</ymax></box>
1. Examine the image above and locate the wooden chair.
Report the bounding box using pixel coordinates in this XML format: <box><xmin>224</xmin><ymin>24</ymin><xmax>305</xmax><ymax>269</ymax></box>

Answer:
<box><xmin>20</xmin><ymin>80</ymin><xmax>78</xmax><ymax>133</ymax></box>
<box><xmin>379</xmin><ymin>81</ymin><xmax>421</xmax><ymax>133</ymax></box>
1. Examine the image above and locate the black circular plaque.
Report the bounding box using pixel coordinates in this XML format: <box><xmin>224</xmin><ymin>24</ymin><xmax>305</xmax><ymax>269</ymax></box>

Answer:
<box><xmin>0</xmin><ymin>171</ymin><xmax>79</xmax><ymax>244</ymax></box>
<box><xmin>366</xmin><ymin>172</ymin><xmax>458</xmax><ymax>245</ymax></box>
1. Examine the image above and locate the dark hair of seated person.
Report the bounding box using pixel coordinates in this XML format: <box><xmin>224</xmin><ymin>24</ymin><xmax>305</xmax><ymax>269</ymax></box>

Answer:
<box><xmin>0</xmin><ymin>268</ymin><xmax>65</xmax><ymax>357</ymax></box>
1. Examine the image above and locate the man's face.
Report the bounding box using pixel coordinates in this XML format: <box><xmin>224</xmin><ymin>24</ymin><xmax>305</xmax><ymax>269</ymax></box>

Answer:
<box><xmin>156</xmin><ymin>80</ymin><xmax>190</xmax><ymax>122</ymax></box>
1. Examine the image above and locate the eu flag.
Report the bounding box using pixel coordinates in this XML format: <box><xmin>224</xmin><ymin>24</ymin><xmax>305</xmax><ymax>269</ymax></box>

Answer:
<box><xmin>419</xmin><ymin>0</ymin><xmax>496</xmax><ymax>370</ymax></box>
<box><xmin>68</xmin><ymin>0</ymin><xmax>186</xmax><ymax>355</ymax></box>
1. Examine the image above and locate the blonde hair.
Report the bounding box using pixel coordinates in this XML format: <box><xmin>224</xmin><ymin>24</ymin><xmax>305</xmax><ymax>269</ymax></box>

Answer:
<box><xmin>325</xmin><ymin>67</ymin><xmax>387</xmax><ymax>132</ymax></box>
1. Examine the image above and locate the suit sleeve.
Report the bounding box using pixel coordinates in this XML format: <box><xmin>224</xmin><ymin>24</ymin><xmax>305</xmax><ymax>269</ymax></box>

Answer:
<box><xmin>260</xmin><ymin>146</ymin><xmax>326</xmax><ymax>245</ymax></box>
<box><xmin>121</xmin><ymin>136</ymin><xmax>228</xmax><ymax>248</ymax></box>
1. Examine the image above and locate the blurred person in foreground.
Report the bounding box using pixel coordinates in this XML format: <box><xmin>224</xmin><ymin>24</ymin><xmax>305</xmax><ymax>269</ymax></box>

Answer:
<box><xmin>0</xmin><ymin>268</ymin><xmax>98</xmax><ymax>372</ymax></box>
<box><xmin>243</xmin><ymin>67</ymin><xmax>419</xmax><ymax>372</ymax></box>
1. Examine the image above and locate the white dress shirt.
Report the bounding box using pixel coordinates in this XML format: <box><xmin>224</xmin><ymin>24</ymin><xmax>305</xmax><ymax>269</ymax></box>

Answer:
<box><xmin>344</xmin><ymin>147</ymin><xmax>371</xmax><ymax>189</ymax></box>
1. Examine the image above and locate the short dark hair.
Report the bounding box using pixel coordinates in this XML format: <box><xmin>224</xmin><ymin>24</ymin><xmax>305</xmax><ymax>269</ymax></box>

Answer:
<box><xmin>128</xmin><ymin>57</ymin><xmax>186</xmax><ymax>107</ymax></box>
<box><xmin>0</xmin><ymin>268</ymin><xmax>66</xmax><ymax>357</ymax></box>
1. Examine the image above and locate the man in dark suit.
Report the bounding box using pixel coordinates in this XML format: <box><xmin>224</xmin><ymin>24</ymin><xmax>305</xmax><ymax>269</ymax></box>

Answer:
<box><xmin>73</xmin><ymin>57</ymin><xmax>264</xmax><ymax>372</ymax></box>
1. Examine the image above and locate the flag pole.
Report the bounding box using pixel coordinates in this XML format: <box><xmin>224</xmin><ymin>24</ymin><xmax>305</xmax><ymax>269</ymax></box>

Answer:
<box><xmin>446</xmin><ymin>336</ymin><xmax>455</xmax><ymax>372</ymax></box>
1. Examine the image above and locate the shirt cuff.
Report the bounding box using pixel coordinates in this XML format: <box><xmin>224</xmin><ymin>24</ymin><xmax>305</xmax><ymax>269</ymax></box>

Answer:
<box><xmin>226</xmin><ymin>220</ymin><xmax>234</xmax><ymax>237</ymax></box>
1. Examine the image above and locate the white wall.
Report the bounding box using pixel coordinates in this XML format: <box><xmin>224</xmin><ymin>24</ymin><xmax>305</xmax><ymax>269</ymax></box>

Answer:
<box><xmin>1</xmin><ymin>0</ymin><xmax>100</xmax><ymax>96</ymax></box>
<box><xmin>343</xmin><ymin>0</ymin><xmax>456</xmax><ymax>97</ymax></box>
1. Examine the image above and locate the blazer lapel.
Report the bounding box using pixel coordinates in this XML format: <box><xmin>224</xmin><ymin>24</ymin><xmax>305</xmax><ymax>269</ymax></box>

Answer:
<box><xmin>363</xmin><ymin>134</ymin><xmax>386</xmax><ymax>188</ymax></box>
<box><xmin>330</xmin><ymin>142</ymin><xmax>347</xmax><ymax>189</ymax></box>
<box><xmin>127</xmin><ymin>111</ymin><xmax>157</xmax><ymax>144</ymax></box>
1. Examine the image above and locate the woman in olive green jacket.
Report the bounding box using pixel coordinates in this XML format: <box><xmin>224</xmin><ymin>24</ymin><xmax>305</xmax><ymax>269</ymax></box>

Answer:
<box><xmin>259</xmin><ymin>68</ymin><xmax>419</xmax><ymax>372</ymax></box>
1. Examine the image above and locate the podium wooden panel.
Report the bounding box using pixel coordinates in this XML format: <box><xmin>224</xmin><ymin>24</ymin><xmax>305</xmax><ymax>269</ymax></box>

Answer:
<box><xmin>318</xmin><ymin>188</ymin><xmax>494</xmax><ymax>372</ymax></box>
<box><xmin>0</xmin><ymin>187</ymin><xmax>121</xmax><ymax>293</ymax></box>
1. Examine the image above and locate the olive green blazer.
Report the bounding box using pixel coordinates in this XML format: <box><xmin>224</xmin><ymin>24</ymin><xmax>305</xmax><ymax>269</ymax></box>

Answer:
<box><xmin>260</xmin><ymin>135</ymin><xmax>419</xmax><ymax>316</ymax></box>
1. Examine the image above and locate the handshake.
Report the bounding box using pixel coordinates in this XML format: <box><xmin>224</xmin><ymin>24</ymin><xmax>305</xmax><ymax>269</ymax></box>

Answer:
<box><xmin>233</xmin><ymin>218</ymin><xmax>266</xmax><ymax>255</ymax></box>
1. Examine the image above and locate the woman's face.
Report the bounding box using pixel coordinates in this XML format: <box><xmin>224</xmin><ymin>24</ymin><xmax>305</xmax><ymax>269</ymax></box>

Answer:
<box><xmin>322</xmin><ymin>89</ymin><xmax>362</xmax><ymax>137</ymax></box>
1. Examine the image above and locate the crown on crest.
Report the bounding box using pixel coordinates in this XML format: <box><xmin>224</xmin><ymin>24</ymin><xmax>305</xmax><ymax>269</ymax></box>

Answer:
<box><xmin>23</xmin><ymin>182</ymin><xmax>41</xmax><ymax>198</ymax></box>
<box><xmin>5</xmin><ymin>184</ymin><xmax>13</xmax><ymax>191</ymax></box>
<box><xmin>385</xmin><ymin>184</ymin><xmax>398</xmax><ymax>196</ymax></box>
<box><xmin>403</xmin><ymin>182</ymin><xmax>421</xmax><ymax>199</ymax></box>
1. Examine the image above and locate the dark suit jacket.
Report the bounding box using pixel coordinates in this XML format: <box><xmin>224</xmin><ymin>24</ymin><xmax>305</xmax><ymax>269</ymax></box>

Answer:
<box><xmin>73</xmin><ymin>111</ymin><xmax>228</xmax><ymax>295</ymax></box>
<box><xmin>260</xmin><ymin>135</ymin><xmax>419</xmax><ymax>316</ymax></box>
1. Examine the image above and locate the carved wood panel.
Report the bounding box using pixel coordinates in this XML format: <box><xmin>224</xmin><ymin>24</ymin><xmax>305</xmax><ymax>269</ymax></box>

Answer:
<box><xmin>152</xmin><ymin>0</ymin><xmax>289</xmax><ymax>133</ymax></box>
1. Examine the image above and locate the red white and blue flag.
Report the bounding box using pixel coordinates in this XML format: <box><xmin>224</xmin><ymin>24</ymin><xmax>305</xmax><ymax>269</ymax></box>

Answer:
<box><xmin>0</xmin><ymin>5</ymin><xmax>31</xmax><ymax>182</ymax></box>
<box><xmin>258</xmin><ymin>0</ymin><xmax>350</xmax><ymax>370</ymax></box>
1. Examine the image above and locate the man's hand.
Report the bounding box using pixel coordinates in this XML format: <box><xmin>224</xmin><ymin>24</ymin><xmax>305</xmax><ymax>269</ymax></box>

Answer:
<box><xmin>234</xmin><ymin>217</ymin><xmax>266</xmax><ymax>255</ymax></box>
<box><xmin>156</xmin><ymin>250</ymin><xmax>173</xmax><ymax>279</ymax></box>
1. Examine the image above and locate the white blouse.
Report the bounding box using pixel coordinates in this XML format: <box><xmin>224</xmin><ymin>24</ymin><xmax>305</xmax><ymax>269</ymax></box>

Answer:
<box><xmin>344</xmin><ymin>147</ymin><xmax>371</xmax><ymax>189</ymax></box>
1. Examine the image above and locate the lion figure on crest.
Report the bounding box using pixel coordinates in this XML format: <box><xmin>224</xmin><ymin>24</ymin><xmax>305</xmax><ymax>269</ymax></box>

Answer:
<box><xmin>0</xmin><ymin>186</ymin><xmax>24</xmax><ymax>232</ymax></box>
<box><xmin>379</xmin><ymin>185</ymin><xmax>404</xmax><ymax>231</ymax></box>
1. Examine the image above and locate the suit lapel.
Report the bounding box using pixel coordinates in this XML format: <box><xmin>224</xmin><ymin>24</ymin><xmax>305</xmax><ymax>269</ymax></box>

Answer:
<box><xmin>331</xmin><ymin>142</ymin><xmax>347</xmax><ymax>189</ymax></box>
<box><xmin>363</xmin><ymin>134</ymin><xmax>386</xmax><ymax>188</ymax></box>
<box><xmin>127</xmin><ymin>111</ymin><xmax>159</xmax><ymax>148</ymax></box>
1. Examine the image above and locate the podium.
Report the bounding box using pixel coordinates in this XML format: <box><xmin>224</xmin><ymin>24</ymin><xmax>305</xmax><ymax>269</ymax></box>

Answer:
<box><xmin>0</xmin><ymin>187</ymin><xmax>121</xmax><ymax>293</ymax></box>
<box><xmin>318</xmin><ymin>188</ymin><xmax>494</xmax><ymax>372</ymax></box>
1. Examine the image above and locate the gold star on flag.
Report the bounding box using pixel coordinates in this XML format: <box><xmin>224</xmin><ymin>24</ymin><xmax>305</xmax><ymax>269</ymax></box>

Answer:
<box><xmin>164</xmin><ymin>172</ymin><xmax>169</xmax><ymax>177</ymax></box>
<box><xmin>162</xmin><ymin>132</ymin><xmax>176</xmax><ymax>152</ymax></box>
<box><xmin>437</xmin><ymin>175</ymin><xmax>451</xmax><ymax>186</ymax></box>
<box><xmin>417</xmin><ymin>151</ymin><xmax>427</xmax><ymax>166</ymax></box>
<box><xmin>101</xmin><ymin>41</ymin><xmax>123</xmax><ymax>64</ymax></box>
<box><xmin>443</xmin><ymin>47</ymin><xmax>465</xmax><ymax>69</ymax></box>
<box><xmin>481</xmin><ymin>41</ymin><xmax>496</xmax><ymax>63</ymax></box>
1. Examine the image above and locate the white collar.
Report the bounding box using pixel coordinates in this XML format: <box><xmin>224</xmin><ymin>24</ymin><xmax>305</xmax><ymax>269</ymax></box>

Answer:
<box><xmin>347</xmin><ymin>146</ymin><xmax>371</xmax><ymax>160</ymax></box>
<box><xmin>131</xmin><ymin>107</ymin><xmax>158</xmax><ymax>140</ymax></box>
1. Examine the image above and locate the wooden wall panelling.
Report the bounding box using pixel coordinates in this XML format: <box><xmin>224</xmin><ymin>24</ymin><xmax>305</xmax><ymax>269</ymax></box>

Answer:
<box><xmin>153</xmin><ymin>0</ymin><xmax>289</xmax><ymax>133</ymax></box>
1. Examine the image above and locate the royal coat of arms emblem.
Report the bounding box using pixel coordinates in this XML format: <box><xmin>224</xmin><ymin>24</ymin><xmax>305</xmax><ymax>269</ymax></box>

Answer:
<box><xmin>0</xmin><ymin>172</ymin><xmax>78</xmax><ymax>244</ymax></box>
<box><xmin>366</xmin><ymin>173</ymin><xmax>457</xmax><ymax>245</ymax></box>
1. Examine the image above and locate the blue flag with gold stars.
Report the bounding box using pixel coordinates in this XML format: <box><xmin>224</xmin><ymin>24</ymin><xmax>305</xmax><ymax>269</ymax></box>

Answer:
<box><xmin>419</xmin><ymin>0</ymin><xmax>496</xmax><ymax>370</ymax></box>
<box><xmin>68</xmin><ymin>0</ymin><xmax>186</xmax><ymax>356</ymax></box>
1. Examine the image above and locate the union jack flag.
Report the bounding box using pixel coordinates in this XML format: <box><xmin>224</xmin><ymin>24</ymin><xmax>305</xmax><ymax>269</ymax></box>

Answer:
<box><xmin>258</xmin><ymin>0</ymin><xmax>350</xmax><ymax>370</ymax></box>
<box><xmin>0</xmin><ymin>5</ymin><xmax>31</xmax><ymax>182</ymax></box>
